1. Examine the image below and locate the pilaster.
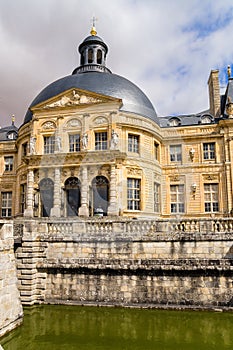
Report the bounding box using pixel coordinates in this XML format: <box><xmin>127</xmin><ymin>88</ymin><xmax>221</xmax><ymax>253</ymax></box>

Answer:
<box><xmin>78</xmin><ymin>166</ymin><xmax>89</xmax><ymax>216</ymax></box>
<box><xmin>108</xmin><ymin>165</ymin><xmax>119</xmax><ymax>216</ymax></box>
<box><xmin>24</xmin><ymin>169</ymin><xmax>34</xmax><ymax>217</ymax></box>
<box><xmin>50</xmin><ymin>167</ymin><xmax>61</xmax><ymax>217</ymax></box>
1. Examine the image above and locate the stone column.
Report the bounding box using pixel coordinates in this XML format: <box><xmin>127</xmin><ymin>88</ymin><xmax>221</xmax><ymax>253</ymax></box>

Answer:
<box><xmin>78</xmin><ymin>166</ymin><xmax>89</xmax><ymax>217</ymax></box>
<box><xmin>108</xmin><ymin>165</ymin><xmax>119</xmax><ymax>216</ymax></box>
<box><xmin>50</xmin><ymin>167</ymin><xmax>61</xmax><ymax>217</ymax></box>
<box><xmin>24</xmin><ymin>169</ymin><xmax>34</xmax><ymax>217</ymax></box>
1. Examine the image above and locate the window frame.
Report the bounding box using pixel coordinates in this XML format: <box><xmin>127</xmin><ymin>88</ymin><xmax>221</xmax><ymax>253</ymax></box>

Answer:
<box><xmin>69</xmin><ymin>133</ymin><xmax>81</xmax><ymax>152</ymax></box>
<box><xmin>95</xmin><ymin>131</ymin><xmax>108</xmax><ymax>150</ymax></box>
<box><xmin>170</xmin><ymin>184</ymin><xmax>185</xmax><ymax>214</ymax></box>
<box><xmin>204</xmin><ymin>183</ymin><xmax>219</xmax><ymax>213</ymax></box>
<box><xmin>203</xmin><ymin>142</ymin><xmax>215</xmax><ymax>161</ymax></box>
<box><xmin>1</xmin><ymin>191</ymin><xmax>12</xmax><ymax>217</ymax></box>
<box><xmin>154</xmin><ymin>182</ymin><xmax>160</xmax><ymax>213</ymax></box>
<box><xmin>4</xmin><ymin>156</ymin><xmax>13</xmax><ymax>172</ymax></box>
<box><xmin>43</xmin><ymin>135</ymin><xmax>55</xmax><ymax>154</ymax></box>
<box><xmin>170</xmin><ymin>144</ymin><xmax>182</xmax><ymax>162</ymax></box>
<box><xmin>127</xmin><ymin>178</ymin><xmax>141</xmax><ymax>211</ymax></box>
<box><xmin>128</xmin><ymin>134</ymin><xmax>140</xmax><ymax>153</ymax></box>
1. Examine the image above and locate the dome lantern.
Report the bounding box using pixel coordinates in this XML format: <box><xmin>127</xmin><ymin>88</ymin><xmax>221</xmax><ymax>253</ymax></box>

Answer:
<box><xmin>73</xmin><ymin>22</ymin><xmax>111</xmax><ymax>74</ymax></box>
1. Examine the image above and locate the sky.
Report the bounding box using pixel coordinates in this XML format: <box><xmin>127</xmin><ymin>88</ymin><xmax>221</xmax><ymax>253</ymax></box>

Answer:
<box><xmin>1</xmin><ymin>0</ymin><xmax>233</xmax><ymax>127</ymax></box>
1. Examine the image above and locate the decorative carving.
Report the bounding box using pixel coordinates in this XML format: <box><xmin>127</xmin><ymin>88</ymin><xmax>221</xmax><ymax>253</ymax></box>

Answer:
<box><xmin>203</xmin><ymin>174</ymin><xmax>218</xmax><ymax>181</ymax></box>
<box><xmin>66</xmin><ymin>118</ymin><xmax>81</xmax><ymax>128</ymax></box>
<box><xmin>43</xmin><ymin>90</ymin><xmax>103</xmax><ymax>109</ymax></box>
<box><xmin>42</xmin><ymin>121</ymin><xmax>56</xmax><ymax>129</ymax></box>
<box><xmin>94</xmin><ymin>116</ymin><xmax>108</xmax><ymax>125</ymax></box>
<box><xmin>169</xmin><ymin>175</ymin><xmax>180</xmax><ymax>182</ymax></box>
<box><xmin>127</xmin><ymin>167</ymin><xmax>142</xmax><ymax>176</ymax></box>
<box><xmin>20</xmin><ymin>174</ymin><xmax>27</xmax><ymax>181</ymax></box>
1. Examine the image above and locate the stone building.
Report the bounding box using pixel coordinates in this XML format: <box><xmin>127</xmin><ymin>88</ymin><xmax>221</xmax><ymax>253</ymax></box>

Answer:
<box><xmin>1</xmin><ymin>25</ymin><xmax>233</xmax><ymax>221</ymax></box>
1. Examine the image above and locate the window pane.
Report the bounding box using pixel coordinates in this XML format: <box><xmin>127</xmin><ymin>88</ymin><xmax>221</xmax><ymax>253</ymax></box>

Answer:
<box><xmin>170</xmin><ymin>145</ymin><xmax>182</xmax><ymax>162</ymax></box>
<box><xmin>128</xmin><ymin>135</ymin><xmax>139</xmax><ymax>153</ymax></box>
<box><xmin>95</xmin><ymin>132</ymin><xmax>108</xmax><ymax>150</ymax></box>
<box><xmin>69</xmin><ymin>134</ymin><xmax>80</xmax><ymax>152</ymax></box>
<box><xmin>127</xmin><ymin>178</ymin><xmax>141</xmax><ymax>210</ymax></box>
<box><xmin>204</xmin><ymin>183</ymin><xmax>219</xmax><ymax>213</ymax></box>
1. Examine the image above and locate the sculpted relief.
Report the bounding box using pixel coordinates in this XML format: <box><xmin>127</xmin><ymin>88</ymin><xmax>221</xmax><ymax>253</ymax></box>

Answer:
<box><xmin>43</xmin><ymin>90</ymin><xmax>103</xmax><ymax>109</ymax></box>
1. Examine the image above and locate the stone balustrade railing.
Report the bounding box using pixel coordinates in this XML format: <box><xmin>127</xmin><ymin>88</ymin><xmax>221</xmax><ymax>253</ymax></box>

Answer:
<box><xmin>12</xmin><ymin>217</ymin><xmax>233</xmax><ymax>242</ymax></box>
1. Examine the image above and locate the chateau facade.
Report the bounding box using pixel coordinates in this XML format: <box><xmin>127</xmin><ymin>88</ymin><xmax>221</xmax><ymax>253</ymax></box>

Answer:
<box><xmin>1</xmin><ymin>26</ymin><xmax>233</xmax><ymax>221</ymax></box>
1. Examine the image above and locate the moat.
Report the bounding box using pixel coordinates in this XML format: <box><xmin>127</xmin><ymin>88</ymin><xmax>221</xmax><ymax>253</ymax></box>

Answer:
<box><xmin>1</xmin><ymin>305</ymin><xmax>233</xmax><ymax>350</ymax></box>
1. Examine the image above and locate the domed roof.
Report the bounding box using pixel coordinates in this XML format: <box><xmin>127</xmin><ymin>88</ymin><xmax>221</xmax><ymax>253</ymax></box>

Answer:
<box><xmin>23</xmin><ymin>27</ymin><xmax>158</xmax><ymax>125</ymax></box>
<box><xmin>24</xmin><ymin>72</ymin><xmax>157</xmax><ymax>124</ymax></box>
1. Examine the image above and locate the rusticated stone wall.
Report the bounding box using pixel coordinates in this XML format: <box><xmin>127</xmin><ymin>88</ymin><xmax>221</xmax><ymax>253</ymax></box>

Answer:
<box><xmin>14</xmin><ymin>218</ymin><xmax>233</xmax><ymax>308</ymax></box>
<box><xmin>0</xmin><ymin>221</ymin><xmax>23</xmax><ymax>337</ymax></box>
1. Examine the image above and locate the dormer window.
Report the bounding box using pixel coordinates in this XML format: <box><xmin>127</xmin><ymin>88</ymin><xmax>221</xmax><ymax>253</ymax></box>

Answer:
<box><xmin>7</xmin><ymin>131</ymin><xmax>17</xmax><ymax>140</ymax></box>
<box><xmin>168</xmin><ymin>117</ymin><xmax>181</xmax><ymax>127</ymax></box>
<box><xmin>200</xmin><ymin>114</ymin><xmax>213</xmax><ymax>124</ymax></box>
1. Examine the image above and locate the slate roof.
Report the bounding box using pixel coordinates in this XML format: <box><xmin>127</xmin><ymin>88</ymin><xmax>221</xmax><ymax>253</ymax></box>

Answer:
<box><xmin>0</xmin><ymin>124</ymin><xmax>18</xmax><ymax>141</ymax></box>
<box><xmin>23</xmin><ymin>72</ymin><xmax>159</xmax><ymax>125</ymax></box>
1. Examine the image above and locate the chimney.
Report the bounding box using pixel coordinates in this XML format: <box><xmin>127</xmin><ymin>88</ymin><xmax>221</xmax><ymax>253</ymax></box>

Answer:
<box><xmin>208</xmin><ymin>69</ymin><xmax>220</xmax><ymax>117</ymax></box>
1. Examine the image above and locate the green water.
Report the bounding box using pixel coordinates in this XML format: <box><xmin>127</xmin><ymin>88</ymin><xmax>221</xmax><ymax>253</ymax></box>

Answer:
<box><xmin>1</xmin><ymin>305</ymin><xmax>233</xmax><ymax>350</ymax></box>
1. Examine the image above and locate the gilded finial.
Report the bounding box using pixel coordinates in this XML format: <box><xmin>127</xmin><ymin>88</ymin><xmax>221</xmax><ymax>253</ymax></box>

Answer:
<box><xmin>228</xmin><ymin>65</ymin><xmax>231</xmax><ymax>79</ymax></box>
<box><xmin>11</xmin><ymin>114</ymin><xmax>15</xmax><ymax>125</ymax></box>
<box><xmin>90</xmin><ymin>16</ymin><xmax>97</xmax><ymax>36</ymax></box>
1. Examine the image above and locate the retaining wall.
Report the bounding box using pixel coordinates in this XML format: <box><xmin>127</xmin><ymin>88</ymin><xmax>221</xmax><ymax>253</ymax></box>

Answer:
<box><xmin>0</xmin><ymin>221</ymin><xmax>23</xmax><ymax>338</ymax></box>
<box><xmin>14</xmin><ymin>218</ymin><xmax>233</xmax><ymax>308</ymax></box>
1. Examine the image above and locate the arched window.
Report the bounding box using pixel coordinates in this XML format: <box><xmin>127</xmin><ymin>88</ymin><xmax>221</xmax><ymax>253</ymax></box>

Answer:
<box><xmin>65</xmin><ymin>177</ymin><xmax>81</xmax><ymax>216</ymax></box>
<box><xmin>97</xmin><ymin>49</ymin><xmax>102</xmax><ymax>64</ymax></box>
<box><xmin>80</xmin><ymin>53</ymin><xmax>85</xmax><ymax>65</ymax></box>
<box><xmin>91</xmin><ymin>176</ymin><xmax>109</xmax><ymax>216</ymax></box>
<box><xmin>88</xmin><ymin>48</ymin><xmax>93</xmax><ymax>63</ymax></box>
<box><xmin>39</xmin><ymin>178</ymin><xmax>54</xmax><ymax>217</ymax></box>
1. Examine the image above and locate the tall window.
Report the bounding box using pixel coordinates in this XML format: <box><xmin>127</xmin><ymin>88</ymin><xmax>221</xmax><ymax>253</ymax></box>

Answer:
<box><xmin>22</xmin><ymin>143</ymin><xmax>28</xmax><ymax>157</ymax></box>
<box><xmin>127</xmin><ymin>178</ymin><xmax>141</xmax><ymax>210</ymax></box>
<box><xmin>95</xmin><ymin>132</ymin><xmax>108</xmax><ymax>150</ymax></box>
<box><xmin>4</xmin><ymin>156</ymin><xmax>13</xmax><ymax>171</ymax></box>
<box><xmin>203</xmin><ymin>142</ymin><xmax>215</xmax><ymax>160</ymax></box>
<box><xmin>20</xmin><ymin>184</ymin><xmax>27</xmax><ymax>214</ymax></box>
<box><xmin>69</xmin><ymin>134</ymin><xmax>80</xmax><ymax>152</ymax></box>
<box><xmin>1</xmin><ymin>192</ymin><xmax>12</xmax><ymax>217</ymax></box>
<box><xmin>204</xmin><ymin>183</ymin><xmax>219</xmax><ymax>212</ymax></box>
<box><xmin>170</xmin><ymin>145</ymin><xmax>182</xmax><ymax>162</ymax></box>
<box><xmin>154</xmin><ymin>142</ymin><xmax>159</xmax><ymax>160</ymax></box>
<box><xmin>170</xmin><ymin>184</ymin><xmax>185</xmax><ymax>213</ymax></box>
<box><xmin>154</xmin><ymin>183</ymin><xmax>160</xmax><ymax>212</ymax></box>
<box><xmin>44</xmin><ymin>136</ymin><xmax>55</xmax><ymax>154</ymax></box>
<box><xmin>128</xmin><ymin>134</ymin><xmax>139</xmax><ymax>153</ymax></box>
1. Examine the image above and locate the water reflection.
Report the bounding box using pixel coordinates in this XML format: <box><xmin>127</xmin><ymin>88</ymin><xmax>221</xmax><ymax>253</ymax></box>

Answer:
<box><xmin>1</xmin><ymin>305</ymin><xmax>233</xmax><ymax>350</ymax></box>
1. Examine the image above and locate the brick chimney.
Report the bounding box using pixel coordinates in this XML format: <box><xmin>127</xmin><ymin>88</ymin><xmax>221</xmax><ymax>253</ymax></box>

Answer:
<box><xmin>208</xmin><ymin>69</ymin><xmax>220</xmax><ymax>117</ymax></box>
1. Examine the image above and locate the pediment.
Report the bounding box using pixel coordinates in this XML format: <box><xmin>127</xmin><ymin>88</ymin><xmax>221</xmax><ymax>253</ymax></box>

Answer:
<box><xmin>31</xmin><ymin>88</ymin><xmax>122</xmax><ymax>111</ymax></box>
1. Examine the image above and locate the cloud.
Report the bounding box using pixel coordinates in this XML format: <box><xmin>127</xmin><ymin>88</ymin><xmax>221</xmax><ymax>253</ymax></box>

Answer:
<box><xmin>0</xmin><ymin>0</ymin><xmax>233</xmax><ymax>126</ymax></box>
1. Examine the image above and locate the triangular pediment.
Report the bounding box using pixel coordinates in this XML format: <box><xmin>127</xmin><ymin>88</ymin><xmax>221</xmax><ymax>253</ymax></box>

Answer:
<box><xmin>31</xmin><ymin>88</ymin><xmax>122</xmax><ymax>111</ymax></box>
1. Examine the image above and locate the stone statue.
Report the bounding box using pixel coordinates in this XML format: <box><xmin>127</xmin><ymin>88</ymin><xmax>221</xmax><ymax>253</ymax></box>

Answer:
<box><xmin>81</xmin><ymin>133</ymin><xmax>88</xmax><ymax>149</ymax></box>
<box><xmin>110</xmin><ymin>130</ymin><xmax>119</xmax><ymax>149</ymax></box>
<box><xmin>56</xmin><ymin>135</ymin><xmax>62</xmax><ymax>152</ymax></box>
<box><xmin>29</xmin><ymin>136</ymin><xmax>36</xmax><ymax>155</ymax></box>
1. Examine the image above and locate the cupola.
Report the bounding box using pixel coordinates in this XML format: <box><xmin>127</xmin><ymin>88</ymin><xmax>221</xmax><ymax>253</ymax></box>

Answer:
<box><xmin>72</xmin><ymin>22</ymin><xmax>111</xmax><ymax>74</ymax></box>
